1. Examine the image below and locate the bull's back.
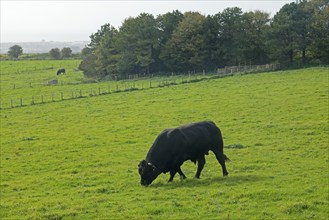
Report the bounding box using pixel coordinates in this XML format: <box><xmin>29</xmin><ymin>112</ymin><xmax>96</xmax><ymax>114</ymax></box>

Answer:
<box><xmin>170</xmin><ymin>121</ymin><xmax>222</xmax><ymax>153</ymax></box>
<box><xmin>146</xmin><ymin>121</ymin><xmax>222</xmax><ymax>164</ymax></box>
<box><xmin>177</xmin><ymin>121</ymin><xmax>220</xmax><ymax>139</ymax></box>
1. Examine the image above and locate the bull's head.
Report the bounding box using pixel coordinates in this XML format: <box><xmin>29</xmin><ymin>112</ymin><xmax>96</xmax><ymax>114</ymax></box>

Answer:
<box><xmin>138</xmin><ymin>160</ymin><xmax>158</xmax><ymax>186</ymax></box>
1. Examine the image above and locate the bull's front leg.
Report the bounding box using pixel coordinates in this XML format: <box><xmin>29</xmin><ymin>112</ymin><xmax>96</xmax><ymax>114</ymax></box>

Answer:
<box><xmin>168</xmin><ymin>169</ymin><xmax>177</xmax><ymax>182</ymax></box>
<box><xmin>195</xmin><ymin>156</ymin><xmax>206</xmax><ymax>179</ymax></box>
<box><xmin>168</xmin><ymin>167</ymin><xmax>186</xmax><ymax>182</ymax></box>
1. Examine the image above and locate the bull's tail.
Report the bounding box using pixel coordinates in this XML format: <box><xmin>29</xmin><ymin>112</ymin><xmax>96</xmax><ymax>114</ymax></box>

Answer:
<box><xmin>223</xmin><ymin>154</ymin><xmax>230</xmax><ymax>162</ymax></box>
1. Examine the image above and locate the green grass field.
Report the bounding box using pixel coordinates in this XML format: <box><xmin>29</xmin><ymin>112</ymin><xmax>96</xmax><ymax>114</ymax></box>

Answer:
<box><xmin>0</xmin><ymin>60</ymin><xmax>328</xmax><ymax>219</ymax></box>
<box><xmin>0</xmin><ymin>60</ymin><xmax>211</xmax><ymax>109</ymax></box>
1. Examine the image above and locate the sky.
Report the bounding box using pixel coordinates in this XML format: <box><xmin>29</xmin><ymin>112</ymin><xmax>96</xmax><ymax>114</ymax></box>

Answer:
<box><xmin>1</xmin><ymin>0</ymin><xmax>294</xmax><ymax>43</ymax></box>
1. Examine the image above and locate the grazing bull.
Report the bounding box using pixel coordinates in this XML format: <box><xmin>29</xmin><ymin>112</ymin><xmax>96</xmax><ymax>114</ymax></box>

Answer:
<box><xmin>138</xmin><ymin>121</ymin><xmax>229</xmax><ymax>186</ymax></box>
<box><xmin>56</xmin><ymin>68</ymin><xmax>66</xmax><ymax>75</ymax></box>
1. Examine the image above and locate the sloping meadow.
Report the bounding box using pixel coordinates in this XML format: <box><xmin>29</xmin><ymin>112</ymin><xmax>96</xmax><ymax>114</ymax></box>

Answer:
<box><xmin>0</xmin><ymin>67</ymin><xmax>328</xmax><ymax>219</ymax></box>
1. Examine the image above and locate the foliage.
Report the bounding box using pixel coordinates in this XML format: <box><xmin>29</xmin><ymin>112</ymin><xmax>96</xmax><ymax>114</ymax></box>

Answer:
<box><xmin>214</xmin><ymin>7</ymin><xmax>247</xmax><ymax>66</ymax></box>
<box><xmin>49</xmin><ymin>48</ymin><xmax>61</xmax><ymax>60</ymax></box>
<box><xmin>269</xmin><ymin>0</ymin><xmax>329</xmax><ymax>66</ymax></box>
<box><xmin>61</xmin><ymin>47</ymin><xmax>73</xmax><ymax>58</ymax></box>
<box><xmin>78</xmin><ymin>1</ymin><xmax>328</xmax><ymax>80</ymax></box>
<box><xmin>0</xmin><ymin>62</ymin><xmax>328</xmax><ymax>219</ymax></box>
<box><xmin>81</xmin><ymin>47</ymin><xmax>92</xmax><ymax>58</ymax></box>
<box><xmin>88</xmin><ymin>23</ymin><xmax>114</xmax><ymax>51</ymax></box>
<box><xmin>242</xmin><ymin>10</ymin><xmax>270</xmax><ymax>65</ymax></box>
<box><xmin>161</xmin><ymin>12</ymin><xmax>207</xmax><ymax>72</ymax></box>
<box><xmin>48</xmin><ymin>47</ymin><xmax>75</xmax><ymax>60</ymax></box>
<box><xmin>307</xmin><ymin>0</ymin><xmax>329</xmax><ymax>64</ymax></box>
<box><xmin>157</xmin><ymin>10</ymin><xmax>184</xmax><ymax>48</ymax></box>
<box><xmin>8</xmin><ymin>45</ymin><xmax>23</xmax><ymax>59</ymax></box>
<box><xmin>116</xmin><ymin>13</ymin><xmax>159</xmax><ymax>75</ymax></box>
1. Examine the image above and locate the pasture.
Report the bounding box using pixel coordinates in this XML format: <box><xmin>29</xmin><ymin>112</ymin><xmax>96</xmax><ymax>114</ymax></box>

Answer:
<box><xmin>0</xmin><ymin>60</ymin><xmax>328</xmax><ymax>219</ymax></box>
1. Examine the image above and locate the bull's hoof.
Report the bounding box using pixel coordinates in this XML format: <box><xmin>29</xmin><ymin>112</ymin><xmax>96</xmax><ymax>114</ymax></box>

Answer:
<box><xmin>223</xmin><ymin>172</ymin><xmax>229</xmax><ymax>176</ymax></box>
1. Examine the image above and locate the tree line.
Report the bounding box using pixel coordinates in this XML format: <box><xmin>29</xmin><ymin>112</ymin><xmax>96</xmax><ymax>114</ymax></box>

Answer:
<box><xmin>79</xmin><ymin>0</ymin><xmax>328</xmax><ymax>80</ymax></box>
<box><xmin>6</xmin><ymin>45</ymin><xmax>74</xmax><ymax>60</ymax></box>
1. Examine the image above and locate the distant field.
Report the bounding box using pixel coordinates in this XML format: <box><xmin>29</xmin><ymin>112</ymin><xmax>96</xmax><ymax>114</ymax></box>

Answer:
<box><xmin>0</xmin><ymin>60</ymin><xmax>211</xmax><ymax>109</ymax></box>
<box><xmin>0</xmin><ymin>62</ymin><xmax>328</xmax><ymax>219</ymax></box>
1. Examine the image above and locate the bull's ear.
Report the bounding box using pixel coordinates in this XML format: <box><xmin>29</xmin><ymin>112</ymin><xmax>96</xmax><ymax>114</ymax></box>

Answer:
<box><xmin>139</xmin><ymin>160</ymin><xmax>147</xmax><ymax>167</ymax></box>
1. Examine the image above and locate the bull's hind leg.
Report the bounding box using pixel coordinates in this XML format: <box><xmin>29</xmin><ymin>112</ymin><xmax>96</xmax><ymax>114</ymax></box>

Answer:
<box><xmin>213</xmin><ymin>149</ymin><xmax>229</xmax><ymax>176</ymax></box>
<box><xmin>177</xmin><ymin>167</ymin><xmax>186</xmax><ymax>180</ymax></box>
<box><xmin>195</xmin><ymin>156</ymin><xmax>206</xmax><ymax>179</ymax></box>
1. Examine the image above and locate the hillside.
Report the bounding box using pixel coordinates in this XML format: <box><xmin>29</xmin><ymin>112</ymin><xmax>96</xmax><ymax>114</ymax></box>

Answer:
<box><xmin>0</xmin><ymin>65</ymin><xmax>328</xmax><ymax>219</ymax></box>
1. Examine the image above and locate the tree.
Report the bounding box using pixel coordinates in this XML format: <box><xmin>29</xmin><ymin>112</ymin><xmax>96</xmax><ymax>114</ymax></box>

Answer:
<box><xmin>79</xmin><ymin>53</ymin><xmax>97</xmax><ymax>78</ymax></box>
<box><xmin>307</xmin><ymin>0</ymin><xmax>329</xmax><ymax>64</ymax></box>
<box><xmin>8</xmin><ymin>45</ymin><xmax>23</xmax><ymax>59</ymax></box>
<box><xmin>156</xmin><ymin>10</ymin><xmax>184</xmax><ymax>49</ymax></box>
<box><xmin>94</xmin><ymin>25</ymin><xmax>119</xmax><ymax>78</ymax></box>
<box><xmin>78</xmin><ymin>3</ymin><xmax>328</xmax><ymax>80</ymax></box>
<box><xmin>268</xmin><ymin>3</ymin><xmax>297</xmax><ymax>66</ymax></box>
<box><xmin>156</xmin><ymin>10</ymin><xmax>184</xmax><ymax>71</ymax></box>
<box><xmin>88</xmin><ymin>23</ymin><xmax>114</xmax><ymax>51</ymax></box>
<box><xmin>79</xmin><ymin>24</ymin><xmax>118</xmax><ymax>79</ymax></box>
<box><xmin>49</xmin><ymin>48</ymin><xmax>61</xmax><ymax>59</ymax></box>
<box><xmin>160</xmin><ymin>12</ymin><xmax>207</xmax><ymax>72</ymax></box>
<box><xmin>61</xmin><ymin>47</ymin><xmax>72</xmax><ymax>58</ymax></box>
<box><xmin>214</xmin><ymin>7</ymin><xmax>246</xmax><ymax>66</ymax></box>
<box><xmin>268</xmin><ymin>1</ymin><xmax>318</xmax><ymax>66</ymax></box>
<box><xmin>291</xmin><ymin>0</ymin><xmax>314</xmax><ymax>64</ymax></box>
<box><xmin>200</xmin><ymin>15</ymin><xmax>220</xmax><ymax>70</ymax></box>
<box><xmin>81</xmin><ymin>47</ymin><xmax>92</xmax><ymax>58</ymax></box>
<box><xmin>242</xmin><ymin>10</ymin><xmax>270</xmax><ymax>65</ymax></box>
<box><xmin>116</xmin><ymin>13</ymin><xmax>160</xmax><ymax>75</ymax></box>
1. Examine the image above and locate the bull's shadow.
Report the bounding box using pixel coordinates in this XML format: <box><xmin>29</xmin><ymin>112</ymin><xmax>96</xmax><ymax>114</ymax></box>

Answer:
<box><xmin>149</xmin><ymin>174</ymin><xmax>268</xmax><ymax>188</ymax></box>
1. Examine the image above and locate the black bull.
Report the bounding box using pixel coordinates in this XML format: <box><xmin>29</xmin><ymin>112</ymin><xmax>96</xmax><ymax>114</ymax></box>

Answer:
<box><xmin>56</xmin><ymin>68</ymin><xmax>66</xmax><ymax>75</ymax></box>
<box><xmin>138</xmin><ymin>121</ymin><xmax>229</xmax><ymax>186</ymax></box>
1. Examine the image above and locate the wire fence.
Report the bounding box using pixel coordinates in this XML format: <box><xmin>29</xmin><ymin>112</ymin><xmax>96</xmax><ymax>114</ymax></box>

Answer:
<box><xmin>0</xmin><ymin>63</ymin><xmax>280</xmax><ymax>109</ymax></box>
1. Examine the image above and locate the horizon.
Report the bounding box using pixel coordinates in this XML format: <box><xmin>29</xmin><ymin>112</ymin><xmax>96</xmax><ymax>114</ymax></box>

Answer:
<box><xmin>0</xmin><ymin>41</ymin><xmax>90</xmax><ymax>54</ymax></box>
<box><xmin>1</xmin><ymin>40</ymin><xmax>90</xmax><ymax>44</ymax></box>
<box><xmin>1</xmin><ymin>0</ymin><xmax>294</xmax><ymax>43</ymax></box>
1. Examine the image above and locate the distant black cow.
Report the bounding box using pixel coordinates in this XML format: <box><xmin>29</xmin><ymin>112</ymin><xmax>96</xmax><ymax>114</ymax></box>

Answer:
<box><xmin>138</xmin><ymin>121</ymin><xmax>229</xmax><ymax>186</ymax></box>
<box><xmin>56</xmin><ymin>68</ymin><xmax>66</xmax><ymax>75</ymax></box>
